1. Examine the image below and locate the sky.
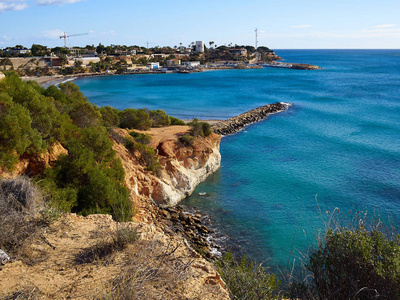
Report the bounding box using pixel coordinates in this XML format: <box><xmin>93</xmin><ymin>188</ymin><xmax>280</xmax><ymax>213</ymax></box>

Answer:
<box><xmin>0</xmin><ymin>0</ymin><xmax>399</xmax><ymax>49</ymax></box>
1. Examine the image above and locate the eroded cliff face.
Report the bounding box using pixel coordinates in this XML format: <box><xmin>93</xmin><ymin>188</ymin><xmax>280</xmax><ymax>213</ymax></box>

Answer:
<box><xmin>0</xmin><ymin>142</ymin><xmax>68</xmax><ymax>179</ymax></box>
<box><xmin>112</xmin><ymin>127</ymin><xmax>221</xmax><ymax>210</ymax></box>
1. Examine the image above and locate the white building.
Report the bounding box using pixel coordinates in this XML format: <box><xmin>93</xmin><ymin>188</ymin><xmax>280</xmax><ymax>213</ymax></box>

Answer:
<box><xmin>182</xmin><ymin>61</ymin><xmax>201</xmax><ymax>68</ymax></box>
<box><xmin>74</xmin><ymin>57</ymin><xmax>101</xmax><ymax>66</ymax></box>
<box><xmin>195</xmin><ymin>41</ymin><xmax>205</xmax><ymax>53</ymax></box>
<box><xmin>147</xmin><ymin>62</ymin><xmax>160</xmax><ymax>69</ymax></box>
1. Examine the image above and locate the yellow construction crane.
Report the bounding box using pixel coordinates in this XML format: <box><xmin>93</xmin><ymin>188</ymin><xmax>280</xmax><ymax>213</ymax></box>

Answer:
<box><xmin>59</xmin><ymin>32</ymin><xmax>88</xmax><ymax>48</ymax></box>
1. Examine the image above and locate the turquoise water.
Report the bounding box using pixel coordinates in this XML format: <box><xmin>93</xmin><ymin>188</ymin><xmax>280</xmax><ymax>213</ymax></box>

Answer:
<box><xmin>76</xmin><ymin>50</ymin><xmax>400</xmax><ymax>268</ymax></box>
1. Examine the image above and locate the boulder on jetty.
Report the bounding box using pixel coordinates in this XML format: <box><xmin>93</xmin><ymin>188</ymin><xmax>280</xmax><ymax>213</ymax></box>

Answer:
<box><xmin>212</xmin><ymin>102</ymin><xmax>291</xmax><ymax>136</ymax></box>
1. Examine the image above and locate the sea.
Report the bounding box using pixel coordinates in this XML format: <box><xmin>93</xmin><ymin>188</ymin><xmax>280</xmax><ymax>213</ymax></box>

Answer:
<box><xmin>75</xmin><ymin>50</ymin><xmax>400</xmax><ymax>270</ymax></box>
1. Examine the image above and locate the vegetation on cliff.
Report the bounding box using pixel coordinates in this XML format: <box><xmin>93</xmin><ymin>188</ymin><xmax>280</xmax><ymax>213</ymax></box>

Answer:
<box><xmin>307</xmin><ymin>220</ymin><xmax>400</xmax><ymax>299</ymax></box>
<box><xmin>0</xmin><ymin>71</ymin><xmax>185</xmax><ymax>221</ymax></box>
<box><xmin>179</xmin><ymin>118</ymin><xmax>212</xmax><ymax>146</ymax></box>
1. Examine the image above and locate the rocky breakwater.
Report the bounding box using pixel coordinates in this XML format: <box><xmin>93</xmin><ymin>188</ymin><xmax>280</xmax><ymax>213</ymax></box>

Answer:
<box><xmin>212</xmin><ymin>102</ymin><xmax>291</xmax><ymax>136</ymax></box>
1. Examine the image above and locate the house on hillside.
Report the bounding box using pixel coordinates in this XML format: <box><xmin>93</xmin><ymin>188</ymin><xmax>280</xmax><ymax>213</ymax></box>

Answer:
<box><xmin>7</xmin><ymin>48</ymin><xmax>31</xmax><ymax>56</ymax></box>
<box><xmin>153</xmin><ymin>54</ymin><xmax>168</xmax><ymax>59</ymax></box>
<box><xmin>182</xmin><ymin>61</ymin><xmax>200</xmax><ymax>68</ymax></box>
<box><xmin>229</xmin><ymin>48</ymin><xmax>248</xmax><ymax>57</ymax></box>
<box><xmin>166</xmin><ymin>59</ymin><xmax>181</xmax><ymax>66</ymax></box>
<box><xmin>74</xmin><ymin>57</ymin><xmax>101</xmax><ymax>66</ymax></box>
<box><xmin>115</xmin><ymin>49</ymin><xmax>136</xmax><ymax>56</ymax></box>
<box><xmin>147</xmin><ymin>62</ymin><xmax>160</xmax><ymax>69</ymax></box>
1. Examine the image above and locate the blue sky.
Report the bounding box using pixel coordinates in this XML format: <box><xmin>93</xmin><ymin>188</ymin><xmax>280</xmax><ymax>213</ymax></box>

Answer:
<box><xmin>1</xmin><ymin>0</ymin><xmax>399</xmax><ymax>49</ymax></box>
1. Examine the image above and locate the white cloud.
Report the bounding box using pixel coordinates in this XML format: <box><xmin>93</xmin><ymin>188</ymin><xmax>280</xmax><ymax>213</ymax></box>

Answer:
<box><xmin>374</xmin><ymin>24</ymin><xmax>396</xmax><ymax>28</ymax></box>
<box><xmin>291</xmin><ymin>25</ymin><xmax>312</xmax><ymax>29</ymax></box>
<box><xmin>0</xmin><ymin>1</ymin><xmax>28</xmax><ymax>12</ymax></box>
<box><xmin>36</xmin><ymin>0</ymin><xmax>85</xmax><ymax>5</ymax></box>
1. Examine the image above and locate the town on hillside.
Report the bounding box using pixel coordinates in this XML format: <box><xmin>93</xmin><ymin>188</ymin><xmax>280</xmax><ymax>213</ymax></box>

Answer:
<box><xmin>0</xmin><ymin>41</ymin><xmax>284</xmax><ymax>77</ymax></box>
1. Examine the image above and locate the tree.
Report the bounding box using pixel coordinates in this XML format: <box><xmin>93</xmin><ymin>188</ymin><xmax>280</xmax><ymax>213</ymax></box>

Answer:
<box><xmin>96</xmin><ymin>43</ymin><xmax>106</xmax><ymax>55</ymax></box>
<box><xmin>31</xmin><ymin>44</ymin><xmax>47</xmax><ymax>56</ymax></box>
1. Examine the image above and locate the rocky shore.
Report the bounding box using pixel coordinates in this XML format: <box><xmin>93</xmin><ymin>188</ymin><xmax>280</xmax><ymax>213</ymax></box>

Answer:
<box><xmin>159</xmin><ymin>205</ymin><xmax>220</xmax><ymax>259</ymax></box>
<box><xmin>212</xmin><ymin>102</ymin><xmax>291</xmax><ymax>135</ymax></box>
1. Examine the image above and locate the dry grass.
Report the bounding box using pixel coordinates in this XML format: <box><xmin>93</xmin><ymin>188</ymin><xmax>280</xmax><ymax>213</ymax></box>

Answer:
<box><xmin>0</xmin><ymin>177</ymin><xmax>49</xmax><ymax>262</ymax></box>
<box><xmin>99</xmin><ymin>239</ymin><xmax>194</xmax><ymax>300</ymax></box>
<box><xmin>0</xmin><ymin>285</ymin><xmax>43</xmax><ymax>300</ymax></box>
<box><xmin>75</xmin><ymin>224</ymin><xmax>137</xmax><ymax>265</ymax></box>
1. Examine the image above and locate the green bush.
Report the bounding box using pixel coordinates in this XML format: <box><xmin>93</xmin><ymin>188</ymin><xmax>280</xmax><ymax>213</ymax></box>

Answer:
<box><xmin>129</xmin><ymin>131</ymin><xmax>152</xmax><ymax>145</ymax></box>
<box><xmin>188</xmin><ymin>118</ymin><xmax>212</xmax><ymax>137</ymax></box>
<box><xmin>309</xmin><ymin>227</ymin><xmax>400</xmax><ymax>299</ymax></box>
<box><xmin>170</xmin><ymin>116</ymin><xmax>186</xmax><ymax>125</ymax></box>
<box><xmin>100</xmin><ymin>106</ymin><xmax>120</xmax><ymax>127</ymax></box>
<box><xmin>119</xmin><ymin>108</ymin><xmax>151</xmax><ymax>130</ymax></box>
<box><xmin>179</xmin><ymin>133</ymin><xmax>195</xmax><ymax>146</ymax></box>
<box><xmin>148</xmin><ymin>109</ymin><xmax>171</xmax><ymax>127</ymax></box>
<box><xmin>216</xmin><ymin>252</ymin><xmax>280</xmax><ymax>300</ymax></box>
<box><xmin>126</xmin><ymin>141</ymin><xmax>160</xmax><ymax>174</ymax></box>
<box><xmin>0</xmin><ymin>72</ymin><xmax>133</xmax><ymax>221</ymax></box>
<box><xmin>45</xmin><ymin>129</ymin><xmax>132</xmax><ymax>221</ymax></box>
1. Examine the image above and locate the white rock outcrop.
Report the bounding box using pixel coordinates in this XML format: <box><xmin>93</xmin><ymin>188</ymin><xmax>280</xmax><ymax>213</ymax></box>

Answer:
<box><xmin>152</xmin><ymin>138</ymin><xmax>221</xmax><ymax>206</ymax></box>
<box><xmin>113</xmin><ymin>129</ymin><xmax>221</xmax><ymax>208</ymax></box>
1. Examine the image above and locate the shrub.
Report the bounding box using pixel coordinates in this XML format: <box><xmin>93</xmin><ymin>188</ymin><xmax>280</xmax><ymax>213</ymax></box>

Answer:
<box><xmin>129</xmin><ymin>131</ymin><xmax>152</xmax><ymax>145</ymax></box>
<box><xmin>119</xmin><ymin>108</ymin><xmax>151</xmax><ymax>130</ymax></box>
<box><xmin>170</xmin><ymin>116</ymin><xmax>186</xmax><ymax>125</ymax></box>
<box><xmin>100</xmin><ymin>239</ymin><xmax>191</xmax><ymax>299</ymax></box>
<box><xmin>126</xmin><ymin>141</ymin><xmax>161</xmax><ymax>174</ymax></box>
<box><xmin>179</xmin><ymin>133</ymin><xmax>195</xmax><ymax>146</ymax></box>
<box><xmin>309</xmin><ymin>227</ymin><xmax>400</xmax><ymax>299</ymax></box>
<box><xmin>148</xmin><ymin>109</ymin><xmax>171</xmax><ymax>127</ymax></box>
<box><xmin>188</xmin><ymin>118</ymin><xmax>212</xmax><ymax>137</ymax></box>
<box><xmin>43</xmin><ymin>126</ymin><xmax>132</xmax><ymax>221</ymax></box>
<box><xmin>216</xmin><ymin>252</ymin><xmax>280</xmax><ymax>300</ymax></box>
<box><xmin>0</xmin><ymin>177</ymin><xmax>47</xmax><ymax>259</ymax></box>
<box><xmin>100</xmin><ymin>106</ymin><xmax>120</xmax><ymax>127</ymax></box>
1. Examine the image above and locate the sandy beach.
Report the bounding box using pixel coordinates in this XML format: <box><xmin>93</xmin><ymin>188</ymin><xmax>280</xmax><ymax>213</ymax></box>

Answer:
<box><xmin>21</xmin><ymin>75</ymin><xmax>75</xmax><ymax>88</ymax></box>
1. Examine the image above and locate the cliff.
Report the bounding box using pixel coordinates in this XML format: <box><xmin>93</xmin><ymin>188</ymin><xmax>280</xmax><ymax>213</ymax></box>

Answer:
<box><xmin>111</xmin><ymin>126</ymin><xmax>221</xmax><ymax>220</ymax></box>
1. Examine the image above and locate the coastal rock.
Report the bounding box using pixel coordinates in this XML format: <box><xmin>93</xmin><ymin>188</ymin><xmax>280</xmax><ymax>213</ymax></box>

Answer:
<box><xmin>112</xmin><ymin>128</ymin><xmax>221</xmax><ymax>209</ymax></box>
<box><xmin>290</xmin><ymin>63</ymin><xmax>322</xmax><ymax>70</ymax></box>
